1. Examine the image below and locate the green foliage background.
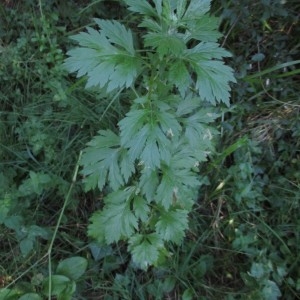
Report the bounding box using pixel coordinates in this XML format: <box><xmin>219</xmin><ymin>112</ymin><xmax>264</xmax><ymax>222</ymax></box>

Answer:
<box><xmin>0</xmin><ymin>0</ymin><xmax>299</xmax><ymax>299</ymax></box>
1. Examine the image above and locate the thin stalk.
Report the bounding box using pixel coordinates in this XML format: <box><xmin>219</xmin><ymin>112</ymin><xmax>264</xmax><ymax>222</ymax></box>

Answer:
<box><xmin>47</xmin><ymin>151</ymin><xmax>82</xmax><ymax>299</ymax></box>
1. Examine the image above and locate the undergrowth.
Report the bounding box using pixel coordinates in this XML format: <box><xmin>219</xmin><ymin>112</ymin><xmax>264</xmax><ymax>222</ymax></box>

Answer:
<box><xmin>0</xmin><ymin>0</ymin><xmax>299</xmax><ymax>299</ymax></box>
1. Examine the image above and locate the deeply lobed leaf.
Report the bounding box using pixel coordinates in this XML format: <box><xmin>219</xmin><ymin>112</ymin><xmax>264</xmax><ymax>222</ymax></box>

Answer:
<box><xmin>88</xmin><ymin>188</ymin><xmax>138</xmax><ymax>244</ymax></box>
<box><xmin>155</xmin><ymin>209</ymin><xmax>189</xmax><ymax>244</ymax></box>
<box><xmin>64</xmin><ymin>19</ymin><xmax>141</xmax><ymax>91</ymax></box>
<box><xmin>80</xmin><ymin>130</ymin><xmax>135</xmax><ymax>191</ymax></box>
<box><xmin>119</xmin><ymin>103</ymin><xmax>181</xmax><ymax>168</ymax></box>
<box><xmin>128</xmin><ymin>233</ymin><xmax>164</xmax><ymax>269</ymax></box>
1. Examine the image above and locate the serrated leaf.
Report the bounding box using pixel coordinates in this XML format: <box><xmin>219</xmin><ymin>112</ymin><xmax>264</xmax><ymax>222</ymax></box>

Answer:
<box><xmin>139</xmin><ymin>168</ymin><xmax>159</xmax><ymax>201</ymax></box>
<box><xmin>155</xmin><ymin>161</ymin><xmax>199</xmax><ymax>209</ymax></box>
<box><xmin>144</xmin><ymin>32</ymin><xmax>186</xmax><ymax>58</ymax></box>
<box><xmin>94</xmin><ymin>19</ymin><xmax>135</xmax><ymax>54</ymax></box>
<box><xmin>88</xmin><ymin>188</ymin><xmax>138</xmax><ymax>244</ymax></box>
<box><xmin>119</xmin><ymin>107</ymin><xmax>180</xmax><ymax>168</ymax></box>
<box><xmin>64</xmin><ymin>19</ymin><xmax>140</xmax><ymax>91</ymax></box>
<box><xmin>155</xmin><ymin>209</ymin><xmax>189</xmax><ymax>244</ymax></box>
<box><xmin>153</xmin><ymin>0</ymin><xmax>162</xmax><ymax>15</ymax></box>
<box><xmin>119</xmin><ymin>148</ymin><xmax>136</xmax><ymax>183</ymax></box>
<box><xmin>194</xmin><ymin>60</ymin><xmax>235</xmax><ymax>105</ymax></box>
<box><xmin>184</xmin><ymin>15</ymin><xmax>221</xmax><ymax>43</ymax></box>
<box><xmin>56</xmin><ymin>257</ymin><xmax>88</xmax><ymax>281</ymax></box>
<box><xmin>124</xmin><ymin>0</ymin><xmax>157</xmax><ymax>17</ymax></box>
<box><xmin>183</xmin><ymin>110</ymin><xmax>218</xmax><ymax>149</ymax></box>
<box><xmin>168</xmin><ymin>60</ymin><xmax>190</xmax><ymax>95</ymax></box>
<box><xmin>176</xmin><ymin>95</ymin><xmax>202</xmax><ymax>116</ymax></box>
<box><xmin>128</xmin><ymin>233</ymin><xmax>163</xmax><ymax>269</ymax></box>
<box><xmin>139</xmin><ymin>18</ymin><xmax>162</xmax><ymax>32</ymax></box>
<box><xmin>87</xmin><ymin>211</ymin><xmax>105</xmax><ymax>243</ymax></box>
<box><xmin>133</xmin><ymin>196</ymin><xmax>150</xmax><ymax>222</ymax></box>
<box><xmin>188</xmin><ymin>42</ymin><xmax>232</xmax><ymax>60</ymax></box>
<box><xmin>183</xmin><ymin>0</ymin><xmax>211</xmax><ymax>19</ymax></box>
<box><xmin>179</xmin><ymin>42</ymin><xmax>236</xmax><ymax>105</ymax></box>
<box><xmin>81</xmin><ymin>130</ymin><xmax>134</xmax><ymax>191</ymax></box>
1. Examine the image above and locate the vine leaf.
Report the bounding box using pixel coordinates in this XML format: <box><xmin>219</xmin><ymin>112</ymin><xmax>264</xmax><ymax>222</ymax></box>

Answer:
<box><xmin>63</xmin><ymin>19</ymin><xmax>141</xmax><ymax>91</ymax></box>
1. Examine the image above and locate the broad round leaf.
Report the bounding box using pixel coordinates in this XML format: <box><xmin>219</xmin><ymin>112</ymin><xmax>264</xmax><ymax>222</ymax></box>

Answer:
<box><xmin>42</xmin><ymin>275</ymin><xmax>73</xmax><ymax>296</ymax></box>
<box><xmin>19</xmin><ymin>293</ymin><xmax>42</xmax><ymax>300</ymax></box>
<box><xmin>56</xmin><ymin>256</ymin><xmax>88</xmax><ymax>281</ymax></box>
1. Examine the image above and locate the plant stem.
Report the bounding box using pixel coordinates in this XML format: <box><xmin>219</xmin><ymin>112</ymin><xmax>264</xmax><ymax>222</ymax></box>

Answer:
<box><xmin>47</xmin><ymin>151</ymin><xmax>82</xmax><ymax>299</ymax></box>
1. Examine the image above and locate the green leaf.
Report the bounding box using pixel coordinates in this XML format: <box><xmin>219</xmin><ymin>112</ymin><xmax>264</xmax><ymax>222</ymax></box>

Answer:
<box><xmin>64</xmin><ymin>19</ymin><xmax>140</xmax><ymax>91</ymax></box>
<box><xmin>182</xmin><ymin>109</ymin><xmax>218</xmax><ymax>150</ymax></box>
<box><xmin>133</xmin><ymin>196</ymin><xmax>150</xmax><ymax>222</ymax></box>
<box><xmin>119</xmin><ymin>113</ymin><xmax>164</xmax><ymax>168</ymax></box>
<box><xmin>0</xmin><ymin>194</ymin><xmax>11</xmax><ymax>223</ymax></box>
<box><xmin>176</xmin><ymin>95</ymin><xmax>202</xmax><ymax>116</ymax></box>
<box><xmin>42</xmin><ymin>275</ymin><xmax>74</xmax><ymax>297</ymax></box>
<box><xmin>155</xmin><ymin>161</ymin><xmax>199</xmax><ymax>210</ymax></box>
<box><xmin>194</xmin><ymin>60</ymin><xmax>236</xmax><ymax>106</ymax></box>
<box><xmin>88</xmin><ymin>243</ymin><xmax>113</xmax><ymax>261</ymax></box>
<box><xmin>183</xmin><ymin>43</ymin><xmax>236</xmax><ymax>105</ymax></box>
<box><xmin>155</xmin><ymin>209</ymin><xmax>189</xmax><ymax>244</ymax></box>
<box><xmin>144</xmin><ymin>32</ymin><xmax>186</xmax><ymax>58</ymax></box>
<box><xmin>124</xmin><ymin>0</ymin><xmax>157</xmax><ymax>17</ymax></box>
<box><xmin>27</xmin><ymin>225</ymin><xmax>49</xmax><ymax>239</ymax></box>
<box><xmin>262</xmin><ymin>280</ymin><xmax>282</xmax><ymax>300</ymax></box>
<box><xmin>0</xmin><ymin>288</ymin><xmax>21</xmax><ymax>299</ymax></box>
<box><xmin>128</xmin><ymin>233</ymin><xmax>164</xmax><ymax>269</ymax></box>
<box><xmin>139</xmin><ymin>168</ymin><xmax>159</xmax><ymax>201</ymax></box>
<box><xmin>183</xmin><ymin>0</ymin><xmax>211</xmax><ymax>19</ymax></box>
<box><xmin>29</xmin><ymin>171</ymin><xmax>52</xmax><ymax>195</ymax></box>
<box><xmin>19</xmin><ymin>293</ymin><xmax>42</xmax><ymax>300</ymax></box>
<box><xmin>94</xmin><ymin>19</ymin><xmax>135</xmax><ymax>54</ymax></box>
<box><xmin>139</xmin><ymin>18</ymin><xmax>162</xmax><ymax>32</ymax></box>
<box><xmin>168</xmin><ymin>60</ymin><xmax>190</xmax><ymax>95</ymax></box>
<box><xmin>162</xmin><ymin>276</ymin><xmax>176</xmax><ymax>293</ymax></box>
<box><xmin>81</xmin><ymin>130</ymin><xmax>134</xmax><ymax>191</ymax></box>
<box><xmin>250</xmin><ymin>262</ymin><xmax>265</xmax><ymax>279</ymax></box>
<box><xmin>119</xmin><ymin>105</ymin><xmax>181</xmax><ymax>168</ymax></box>
<box><xmin>185</xmin><ymin>15</ymin><xmax>222</xmax><ymax>42</ymax></box>
<box><xmin>182</xmin><ymin>288</ymin><xmax>194</xmax><ymax>300</ymax></box>
<box><xmin>4</xmin><ymin>215</ymin><xmax>23</xmax><ymax>231</ymax></box>
<box><xmin>56</xmin><ymin>257</ymin><xmax>88</xmax><ymax>281</ymax></box>
<box><xmin>88</xmin><ymin>188</ymin><xmax>138</xmax><ymax>243</ymax></box>
<box><xmin>20</xmin><ymin>238</ymin><xmax>34</xmax><ymax>257</ymax></box>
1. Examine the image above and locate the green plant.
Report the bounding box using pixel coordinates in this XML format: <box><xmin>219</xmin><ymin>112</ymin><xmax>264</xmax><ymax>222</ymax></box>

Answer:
<box><xmin>0</xmin><ymin>256</ymin><xmax>87</xmax><ymax>300</ymax></box>
<box><xmin>64</xmin><ymin>0</ymin><xmax>236</xmax><ymax>269</ymax></box>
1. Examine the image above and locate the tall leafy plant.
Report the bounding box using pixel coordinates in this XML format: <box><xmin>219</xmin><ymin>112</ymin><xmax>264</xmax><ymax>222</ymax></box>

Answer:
<box><xmin>64</xmin><ymin>0</ymin><xmax>235</xmax><ymax>269</ymax></box>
